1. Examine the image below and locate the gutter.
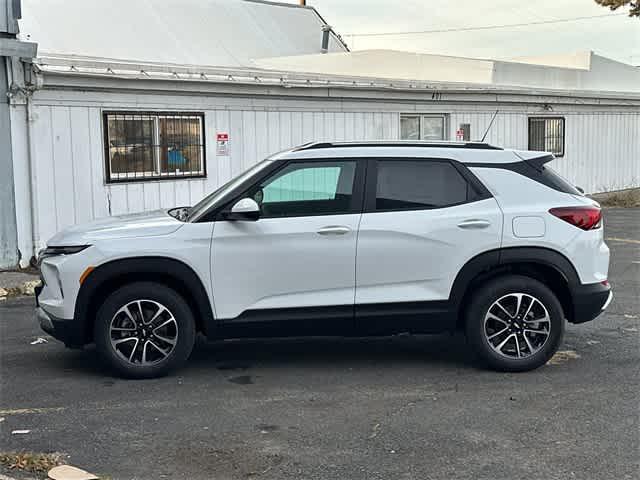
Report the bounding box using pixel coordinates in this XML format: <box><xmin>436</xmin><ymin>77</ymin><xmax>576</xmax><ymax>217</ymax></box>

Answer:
<box><xmin>31</xmin><ymin>55</ymin><xmax>640</xmax><ymax>102</ymax></box>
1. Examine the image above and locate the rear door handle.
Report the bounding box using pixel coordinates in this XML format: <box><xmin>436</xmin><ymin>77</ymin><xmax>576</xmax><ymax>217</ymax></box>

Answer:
<box><xmin>317</xmin><ymin>226</ymin><xmax>351</xmax><ymax>236</ymax></box>
<box><xmin>457</xmin><ymin>219</ymin><xmax>491</xmax><ymax>229</ymax></box>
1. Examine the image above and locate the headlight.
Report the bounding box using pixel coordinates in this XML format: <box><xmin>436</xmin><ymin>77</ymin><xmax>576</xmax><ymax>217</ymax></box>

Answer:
<box><xmin>38</xmin><ymin>245</ymin><xmax>90</xmax><ymax>265</ymax></box>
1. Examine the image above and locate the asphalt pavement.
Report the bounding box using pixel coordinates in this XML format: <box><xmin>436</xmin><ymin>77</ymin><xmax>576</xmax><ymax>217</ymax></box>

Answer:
<box><xmin>1</xmin><ymin>209</ymin><xmax>638</xmax><ymax>480</ymax></box>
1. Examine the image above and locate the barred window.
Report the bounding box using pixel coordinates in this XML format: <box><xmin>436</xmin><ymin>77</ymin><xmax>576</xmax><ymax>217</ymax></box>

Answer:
<box><xmin>104</xmin><ymin>112</ymin><xmax>205</xmax><ymax>182</ymax></box>
<box><xmin>528</xmin><ymin>117</ymin><xmax>565</xmax><ymax>157</ymax></box>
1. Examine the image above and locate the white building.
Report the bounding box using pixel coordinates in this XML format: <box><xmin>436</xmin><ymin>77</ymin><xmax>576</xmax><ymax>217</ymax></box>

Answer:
<box><xmin>2</xmin><ymin>0</ymin><xmax>639</xmax><ymax>268</ymax></box>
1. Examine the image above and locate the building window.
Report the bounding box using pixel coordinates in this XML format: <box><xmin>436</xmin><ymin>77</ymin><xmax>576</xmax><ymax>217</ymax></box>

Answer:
<box><xmin>400</xmin><ymin>114</ymin><xmax>448</xmax><ymax>141</ymax></box>
<box><xmin>103</xmin><ymin>111</ymin><xmax>205</xmax><ymax>182</ymax></box>
<box><xmin>528</xmin><ymin>117</ymin><xmax>565</xmax><ymax>157</ymax></box>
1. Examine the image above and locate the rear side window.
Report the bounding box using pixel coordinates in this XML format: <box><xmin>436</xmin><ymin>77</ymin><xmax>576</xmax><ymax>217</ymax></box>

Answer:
<box><xmin>374</xmin><ymin>160</ymin><xmax>472</xmax><ymax>211</ymax></box>
<box><xmin>514</xmin><ymin>156</ymin><xmax>583</xmax><ymax>195</ymax></box>
<box><xmin>537</xmin><ymin>164</ymin><xmax>583</xmax><ymax>195</ymax></box>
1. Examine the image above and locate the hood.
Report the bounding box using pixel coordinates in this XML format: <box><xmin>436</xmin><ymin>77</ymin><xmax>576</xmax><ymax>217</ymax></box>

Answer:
<box><xmin>48</xmin><ymin>210</ymin><xmax>183</xmax><ymax>245</ymax></box>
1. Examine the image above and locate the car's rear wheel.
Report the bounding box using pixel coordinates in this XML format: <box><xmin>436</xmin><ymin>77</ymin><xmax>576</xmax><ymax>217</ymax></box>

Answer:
<box><xmin>465</xmin><ymin>275</ymin><xmax>565</xmax><ymax>372</ymax></box>
<box><xmin>95</xmin><ymin>282</ymin><xmax>196</xmax><ymax>378</ymax></box>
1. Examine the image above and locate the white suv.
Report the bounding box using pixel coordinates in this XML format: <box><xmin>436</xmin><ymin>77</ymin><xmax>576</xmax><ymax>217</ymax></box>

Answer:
<box><xmin>35</xmin><ymin>142</ymin><xmax>612</xmax><ymax>378</ymax></box>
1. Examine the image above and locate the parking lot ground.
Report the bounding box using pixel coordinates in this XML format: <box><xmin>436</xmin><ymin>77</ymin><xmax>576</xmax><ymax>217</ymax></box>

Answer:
<box><xmin>1</xmin><ymin>209</ymin><xmax>638</xmax><ymax>480</ymax></box>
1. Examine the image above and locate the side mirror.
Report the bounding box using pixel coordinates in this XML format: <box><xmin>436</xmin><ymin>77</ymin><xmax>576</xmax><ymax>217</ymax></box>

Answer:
<box><xmin>576</xmin><ymin>186</ymin><xmax>585</xmax><ymax>195</ymax></box>
<box><xmin>226</xmin><ymin>197</ymin><xmax>260</xmax><ymax>221</ymax></box>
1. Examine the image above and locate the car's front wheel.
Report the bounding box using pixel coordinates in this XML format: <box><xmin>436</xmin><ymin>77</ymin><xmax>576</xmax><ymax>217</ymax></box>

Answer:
<box><xmin>94</xmin><ymin>282</ymin><xmax>196</xmax><ymax>378</ymax></box>
<box><xmin>465</xmin><ymin>275</ymin><xmax>565</xmax><ymax>372</ymax></box>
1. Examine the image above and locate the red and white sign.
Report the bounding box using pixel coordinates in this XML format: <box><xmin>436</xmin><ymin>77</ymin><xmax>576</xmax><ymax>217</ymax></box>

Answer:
<box><xmin>216</xmin><ymin>132</ymin><xmax>229</xmax><ymax>156</ymax></box>
<box><xmin>456</xmin><ymin>129</ymin><xmax>464</xmax><ymax>141</ymax></box>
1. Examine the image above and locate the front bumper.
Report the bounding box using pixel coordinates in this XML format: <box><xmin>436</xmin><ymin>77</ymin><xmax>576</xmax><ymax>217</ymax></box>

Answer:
<box><xmin>35</xmin><ymin>304</ymin><xmax>85</xmax><ymax>348</ymax></box>
<box><xmin>569</xmin><ymin>281</ymin><xmax>612</xmax><ymax>324</ymax></box>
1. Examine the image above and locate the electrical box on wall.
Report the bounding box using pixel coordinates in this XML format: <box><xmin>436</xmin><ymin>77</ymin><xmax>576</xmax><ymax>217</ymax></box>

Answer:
<box><xmin>459</xmin><ymin>123</ymin><xmax>471</xmax><ymax>141</ymax></box>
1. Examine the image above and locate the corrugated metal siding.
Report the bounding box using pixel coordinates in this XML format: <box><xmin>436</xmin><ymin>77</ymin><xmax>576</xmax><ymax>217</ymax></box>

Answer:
<box><xmin>26</xmin><ymin>99</ymin><xmax>639</xmax><ymax>251</ymax></box>
<box><xmin>449</xmin><ymin>111</ymin><xmax>640</xmax><ymax>193</ymax></box>
<box><xmin>28</xmin><ymin>106</ymin><xmax>399</xmax><ymax>248</ymax></box>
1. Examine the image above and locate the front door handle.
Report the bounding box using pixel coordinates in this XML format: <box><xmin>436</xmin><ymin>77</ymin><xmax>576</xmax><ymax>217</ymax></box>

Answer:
<box><xmin>457</xmin><ymin>219</ymin><xmax>491</xmax><ymax>229</ymax></box>
<box><xmin>317</xmin><ymin>226</ymin><xmax>351</xmax><ymax>236</ymax></box>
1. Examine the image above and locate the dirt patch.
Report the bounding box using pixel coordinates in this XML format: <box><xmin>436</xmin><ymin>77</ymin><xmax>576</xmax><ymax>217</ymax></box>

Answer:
<box><xmin>0</xmin><ymin>451</ymin><xmax>64</xmax><ymax>475</ymax></box>
<box><xmin>591</xmin><ymin>188</ymin><xmax>640</xmax><ymax>208</ymax></box>
<box><xmin>547</xmin><ymin>350</ymin><xmax>581</xmax><ymax>365</ymax></box>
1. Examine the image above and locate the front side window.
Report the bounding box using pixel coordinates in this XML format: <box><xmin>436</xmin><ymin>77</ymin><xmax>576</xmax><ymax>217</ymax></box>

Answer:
<box><xmin>104</xmin><ymin>111</ymin><xmax>205</xmax><ymax>182</ymax></box>
<box><xmin>253</xmin><ymin>161</ymin><xmax>357</xmax><ymax>218</ymax></box>
<box><xmin>375</xmin><ymin>160</ymin><xmax>470</xmax><ymax>211</ymax></box>
<box><xmin>400</xmin><ymin>114</ymin><xmax>448</xmax><ymax>141</ymax></box>
<box><xmin>528</xmin><ymin>117</ymin><xmax>565</xmax><ymax>157</ymax></box>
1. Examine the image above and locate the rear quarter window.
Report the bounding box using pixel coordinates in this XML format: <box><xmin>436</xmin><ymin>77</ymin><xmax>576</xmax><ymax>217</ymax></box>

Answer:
<box><xmin>537</xmin><ymin>164</ymin><xmax>583</xmax><ymax>196</ymax></box>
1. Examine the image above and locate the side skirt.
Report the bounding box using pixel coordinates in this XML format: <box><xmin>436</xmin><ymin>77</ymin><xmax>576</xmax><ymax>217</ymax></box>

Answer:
<box><xmin>208</xmin><ymin>302</ymin><xmax>458</xmax><ymax>340</ymax></box>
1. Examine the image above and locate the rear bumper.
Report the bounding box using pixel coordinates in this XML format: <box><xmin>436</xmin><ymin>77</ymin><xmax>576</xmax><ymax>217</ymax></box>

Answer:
<box><xmin>569</xmin><ymin>281</ymin><xmax>612</xmax><ymax>324</ymax></box>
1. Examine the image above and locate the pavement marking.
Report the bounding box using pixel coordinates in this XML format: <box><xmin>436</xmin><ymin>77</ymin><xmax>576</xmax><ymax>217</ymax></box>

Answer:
<box><xmin>0</xmin><ymin>407</ymin><xmax>65</xmax><ymax>416</ymax></box>
<box><xmin>605</xmin><ymin>237</ymin><xmax>640</xmax><ymax>245</ymax></box>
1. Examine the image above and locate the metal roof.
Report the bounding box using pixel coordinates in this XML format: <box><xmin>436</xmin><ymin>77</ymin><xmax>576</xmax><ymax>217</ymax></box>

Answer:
<box><xmin>18</xmin><ymin>0</ymin><xmax>347</xmax><ymax>68</ymax></box>
<box><xmin>254</xmin><ymin>49</ymin><xmax>640</xmax><ymax>94</ymax></box>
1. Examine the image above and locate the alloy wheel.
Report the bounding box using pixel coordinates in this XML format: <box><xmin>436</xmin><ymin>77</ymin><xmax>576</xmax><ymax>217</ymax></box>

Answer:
<box><xmin>483</xmin><ymin>293</ymin><xmax>551</xmax><ymax>359</ymax></box>
<box><xmin>109</xmin><ymin>299</ymin><xmax>178</xmax><ymax>365</ymax></box>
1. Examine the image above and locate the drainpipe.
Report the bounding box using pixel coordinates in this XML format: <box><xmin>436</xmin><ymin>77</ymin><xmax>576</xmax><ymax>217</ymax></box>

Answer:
<box><xmin>25</xmin><ymin>82</ymin><xmax>39</xmax><ymax>262</ymax></box>
<box><xmin>321</xmin><ymin>25</ymin><xmax>331</xmax><ymax>53</ymax></box>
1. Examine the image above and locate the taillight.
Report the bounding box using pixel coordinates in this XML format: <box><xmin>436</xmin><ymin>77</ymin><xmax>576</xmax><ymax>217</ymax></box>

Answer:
<box><xmin>549</xmin><ymin>206</ymin><xmax>602</xmax><ymax>230</ymax></box>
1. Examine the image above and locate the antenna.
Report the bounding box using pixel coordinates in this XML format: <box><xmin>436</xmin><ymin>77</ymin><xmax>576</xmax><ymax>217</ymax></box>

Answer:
<box><xmin>480</xmin><ymin>110</ymin><xmax>499</xmax><ymax>143</ymax></box>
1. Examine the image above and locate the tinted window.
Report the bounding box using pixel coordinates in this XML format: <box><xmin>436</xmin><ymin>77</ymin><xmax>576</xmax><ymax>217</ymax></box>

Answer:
<box><xmin>537</xmin><ymin>164</ymin><xmax>582</xmax><ymax>195</ymax></box>
<box><xmin>255</xmin><ymin>161</ymin><xmax>357</xmax><ymax>218</ymax></box>
<box><xmin>375</xmin><ymin>160</ymin><xmax>470</xmax><ymax>210</ymax></box>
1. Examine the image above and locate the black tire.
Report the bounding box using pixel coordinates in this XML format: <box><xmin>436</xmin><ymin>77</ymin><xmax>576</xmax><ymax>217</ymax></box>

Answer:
<box><xmin>465</xmin><ymin>275</ymin><xmax>565</xmax><ymax>372</ymax></box>
<box><xmin>94</xmin><ymin>282</ymin><xmax>196</xmax><ymax>378</ymax></box>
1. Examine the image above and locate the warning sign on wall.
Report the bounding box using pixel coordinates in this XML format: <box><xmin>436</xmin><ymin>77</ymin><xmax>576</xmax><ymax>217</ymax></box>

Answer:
<box><xmin>216</xmin><ymin>132</ymin><xmax>229</xmax><ymax>156</ymax></box>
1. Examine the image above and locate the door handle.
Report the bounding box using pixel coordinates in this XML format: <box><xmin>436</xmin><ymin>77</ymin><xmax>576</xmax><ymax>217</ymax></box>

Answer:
<box><xmin>457</xmin><ymin>219</ymin><xmax>491</xmax><ymax>229</ymax></box>
<box><xmin>317</xmin><ymin>226</ymin><xmax>351</xmax><ymax>236</ymax></box>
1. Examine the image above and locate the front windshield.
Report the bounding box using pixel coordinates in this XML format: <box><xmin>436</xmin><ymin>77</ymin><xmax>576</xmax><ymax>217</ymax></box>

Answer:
<box><xmin>187</xmin><ymin>160</ymin><xmax>274</xmax><ymax>221</ymax></box>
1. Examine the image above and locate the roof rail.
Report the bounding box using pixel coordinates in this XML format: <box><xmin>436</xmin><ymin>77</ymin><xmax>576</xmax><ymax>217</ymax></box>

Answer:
<box><xmin>296</xmin><ymin>141</ymin><xmax>503</xmax><ymax>151</ymax></box>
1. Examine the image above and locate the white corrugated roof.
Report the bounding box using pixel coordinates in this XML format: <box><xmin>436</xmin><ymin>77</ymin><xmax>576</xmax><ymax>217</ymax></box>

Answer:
<box><xmin>253</xmin><ymin>49</ymin><xmax>640</xmax><ymax>93</ymax></box>
<box><xmin>18</xmin><ymin>0</ymin><xmax>347</xmax><ymax>67</ymax></box>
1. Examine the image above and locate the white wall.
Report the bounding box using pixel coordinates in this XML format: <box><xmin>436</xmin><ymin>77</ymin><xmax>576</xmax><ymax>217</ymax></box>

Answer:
<box><xmin>16</xmin><ymin>89</ymin><xmax>640</xmax><ymax>264</ymax></box>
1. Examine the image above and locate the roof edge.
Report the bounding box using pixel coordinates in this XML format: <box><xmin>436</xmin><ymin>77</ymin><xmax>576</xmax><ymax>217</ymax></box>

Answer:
<box><xmin>242</xmin><ymin>0</ymin><xmax>349</xmax><ymax>52</ymax></box>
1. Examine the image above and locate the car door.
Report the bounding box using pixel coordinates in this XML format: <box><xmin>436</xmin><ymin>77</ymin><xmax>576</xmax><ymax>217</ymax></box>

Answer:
<box><xmin>355</xmin><ymin>158</ymin><xmax>503</xmax><ymax>331</ymax></box>
<box><xmin>210</xmin><ymin>159</ymin><xmax>365</xmax><ymax>327</ymax></box>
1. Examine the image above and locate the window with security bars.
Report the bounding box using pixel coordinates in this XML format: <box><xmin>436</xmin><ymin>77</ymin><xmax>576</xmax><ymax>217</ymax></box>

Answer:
<box><xmin>104</xmin><ymin>112</ymin><xmax>205</xmax><ymax>182</ymax></box>
<box><xmin>528</xmin><ymin>117</ymin><xmax>565</xmax><ymax>157</ymax></box>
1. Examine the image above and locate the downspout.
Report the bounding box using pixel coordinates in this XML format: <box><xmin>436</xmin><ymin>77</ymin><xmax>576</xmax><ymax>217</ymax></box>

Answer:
<box><xmin>25</xmin><ymin>66</ymin><xmax>40</xmax><ymax>263</ymax></box>
<box><xmin>10</xmin><ymin>60</ymin><xmax>41</xmax><ymax>265</ymax></box>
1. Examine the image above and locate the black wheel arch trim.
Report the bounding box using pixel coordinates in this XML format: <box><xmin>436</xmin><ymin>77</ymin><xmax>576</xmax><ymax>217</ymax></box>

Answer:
<box><xmin>75</xmin><ymin>257</ymin><xmax>215</xmax><ymax>342</ymax></box>
<box><xmin>449</xmin><ymin>246</ymin><xmax>581</xmax><ymax>309</ymax></box>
